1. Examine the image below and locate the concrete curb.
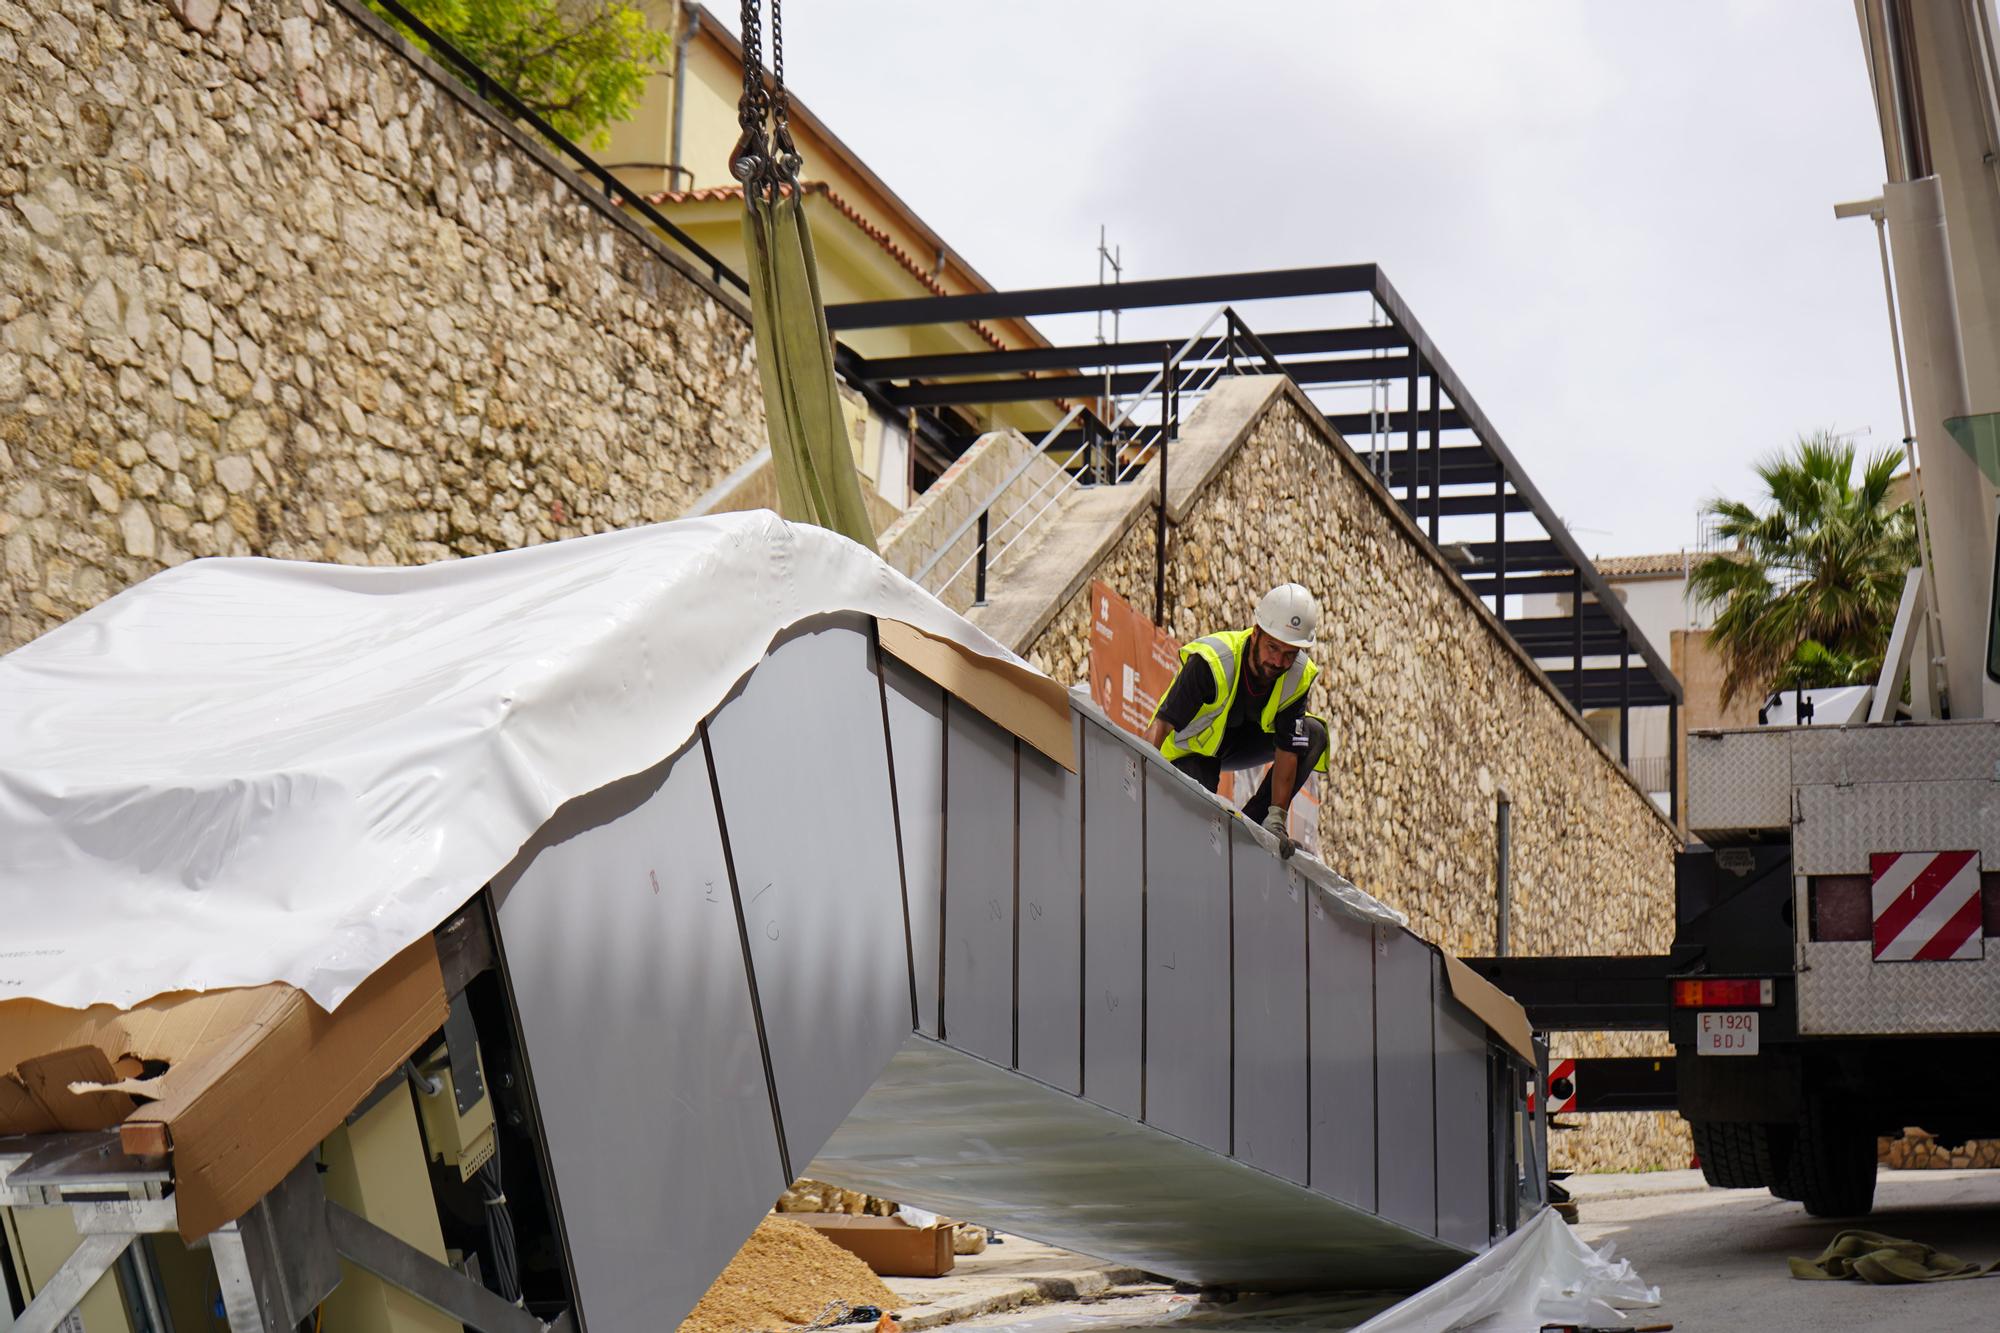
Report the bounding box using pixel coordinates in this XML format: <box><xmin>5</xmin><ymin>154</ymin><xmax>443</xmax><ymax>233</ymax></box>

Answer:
<box><xmin>1563</xmin><ymin>1168</ymin><xmax>1715</xmax><ymax>1203</ymax></box>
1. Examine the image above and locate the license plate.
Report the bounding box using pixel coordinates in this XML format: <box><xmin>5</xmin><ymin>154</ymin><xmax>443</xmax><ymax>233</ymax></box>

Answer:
<box><xmin>1696</xmin><ymin>1010</ymin><xmax>1759</xmax><ymax>1056</ymax></box>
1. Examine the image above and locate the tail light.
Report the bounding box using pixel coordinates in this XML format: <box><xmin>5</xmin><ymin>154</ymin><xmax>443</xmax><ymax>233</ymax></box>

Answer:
<box><xmin>1671</xmin><ymin>978</ymin><xmax>1774</xmax><ymax>1008</ymax></box>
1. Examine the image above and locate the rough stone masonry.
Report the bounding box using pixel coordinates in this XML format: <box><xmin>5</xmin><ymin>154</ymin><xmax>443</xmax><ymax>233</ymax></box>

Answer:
<box><xmin>1026</xmin><ymin>384</ymin><xmax>1689</xmax><ymax>1172</ymax></box>
<box><xmin>0</xmin><ymin>0</ymin><xmax>764</xmax><ymax>653</ymax></box>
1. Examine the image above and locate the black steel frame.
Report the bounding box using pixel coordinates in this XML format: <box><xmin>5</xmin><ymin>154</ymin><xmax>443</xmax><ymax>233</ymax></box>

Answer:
<box><xmin>353</xmin><ymin>6</ymin><xmax>1676</xmax><ymax>807</ymax></box>
<box><xmin>831</xmin><ymin>266</ymin><xmax>1682</xmax><ymax>802</ymax></box>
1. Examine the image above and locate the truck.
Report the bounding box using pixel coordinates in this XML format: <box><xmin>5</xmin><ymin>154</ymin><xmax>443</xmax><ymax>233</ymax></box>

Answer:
<box><xmin>1476</xmin><ymin>0</ymin><xmax>2000</xmax><ymax>1220</ymax></box>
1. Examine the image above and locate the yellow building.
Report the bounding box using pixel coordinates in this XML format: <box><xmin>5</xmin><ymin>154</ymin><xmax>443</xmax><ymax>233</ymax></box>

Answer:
<box><xmin>602</xmin><ymin>3</ymin><xmax>1063</xmax><ymax>507</ymax></box>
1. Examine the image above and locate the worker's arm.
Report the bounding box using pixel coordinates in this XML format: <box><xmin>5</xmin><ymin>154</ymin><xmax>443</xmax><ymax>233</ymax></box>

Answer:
<box><xmin>1266</xmin><ymin>700</ymin><xmax>1311</xmax><ymax>813</ymax></box>
<box><xmin>1268</xmin><ymin>748</ymin><xmax>1300</xmax><ymax>813</ymax></box>
<box><xmin>1148</xmin><ymin>657</ymin><xmax>1213</xmax><ymax>752</ymax></box>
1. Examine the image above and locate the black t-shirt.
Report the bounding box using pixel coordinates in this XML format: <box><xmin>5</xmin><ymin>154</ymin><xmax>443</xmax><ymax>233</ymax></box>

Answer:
<box><xmin>1156</xmin><ymin>655</ymin><xmax>1309</xmax><ymax>752</ymax></box>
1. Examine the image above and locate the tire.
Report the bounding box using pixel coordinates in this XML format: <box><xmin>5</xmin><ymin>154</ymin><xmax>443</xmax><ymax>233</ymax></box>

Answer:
<box><xmin>1779</xmin><ymin>1100</ymin><xmax>1877</xmax><ymax>1218</ymax></box>
<box><xmin>1691</xmin><ymin>1119</ymin><xmax>1787</xmax><ymax>1189</ymax></box>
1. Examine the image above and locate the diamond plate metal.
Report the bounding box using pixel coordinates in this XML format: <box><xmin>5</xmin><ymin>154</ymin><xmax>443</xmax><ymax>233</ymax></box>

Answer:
<box><xmin>1790</xmin><ymin>719</ymin><xmax>2000</xmax><ymax>787</ymax></box>
<box><xmin>1797</xmin><ymin>940</ymin><xmax>2000</xmax><ymax>1034</ymax></box>
<box><xmin>1686</xmin><ymin>729</ymin><xmax>1792</xmax><ymax>836</ymax></box>
<box><xmin>1793</xmin><ymin>780</ymin><xmax>2000</xmax><ymax>874</ymax></box>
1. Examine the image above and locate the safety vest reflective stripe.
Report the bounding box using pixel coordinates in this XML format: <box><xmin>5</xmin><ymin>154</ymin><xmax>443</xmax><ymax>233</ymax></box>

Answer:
<box><xmin>1171</xmin><ymin>633</ymin><xmax>1241</xmax><ymax>748</ymax></box>
<box><xmin>1262</xmin><ymin>650</ymin><xmax>1312</xmax><ymax>731</ymax></box>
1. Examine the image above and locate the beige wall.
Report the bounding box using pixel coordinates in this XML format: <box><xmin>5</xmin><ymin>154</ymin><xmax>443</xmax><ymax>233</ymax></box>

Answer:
<box><xmin>0</xmin><ymin>0</ymin><xmax>765</xmax><ymax>653</ymax></box>
<box><xmin>1671</xmin><ymin>627</ymin><xmax>1762</xmax><ymax>827</ymax></box>
<box><xmin>1024</xmin><ymin>382</ymin><xmax>1689</xmax><ymax>1171</ymax></box>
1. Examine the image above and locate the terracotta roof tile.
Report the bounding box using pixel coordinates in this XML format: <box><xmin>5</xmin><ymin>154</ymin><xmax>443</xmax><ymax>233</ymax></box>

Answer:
<box><xmin>1594</xmin><ymin>551</ymin><xmax>1693</xmax><ymax>578</ymax></box>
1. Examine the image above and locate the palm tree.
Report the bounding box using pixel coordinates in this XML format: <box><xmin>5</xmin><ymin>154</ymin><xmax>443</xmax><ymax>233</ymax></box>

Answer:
<box><xmin>1689</xmin><ymin>432</ymin><xmax>1917</xmax><ymax>707</ymax></box>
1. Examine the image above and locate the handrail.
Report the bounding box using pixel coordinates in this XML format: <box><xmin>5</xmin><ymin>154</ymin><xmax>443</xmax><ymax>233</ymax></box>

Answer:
<box><xmin>918</xmin><ymin>305</ymin><xmax>1260</xmax><ymax>606</ymax></box>
<box><xmin>907</xmin><ymin>404</ymin><xmax>1085</xmax><ymax>585</ymax></box>
<box><xmin>364</xmin><ymin>0</ymin><xmax>749</xmax><ymax>296</ymax></box>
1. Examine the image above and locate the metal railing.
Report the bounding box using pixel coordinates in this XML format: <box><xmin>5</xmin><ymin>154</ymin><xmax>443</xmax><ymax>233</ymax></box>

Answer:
<box><xmin>911</xmin><ymin>307</ymin><xmax>1284</xmax><ymax>622</ymax></box>
<box><xmin>1627</xmin><ymin>754</ymin><xmax>1673</xmax><ymax>795</ymax></box>
<box><xmin>363</xmin><ymin>0</ymin><xmax>748</xmax><ymax>297</ymax></box>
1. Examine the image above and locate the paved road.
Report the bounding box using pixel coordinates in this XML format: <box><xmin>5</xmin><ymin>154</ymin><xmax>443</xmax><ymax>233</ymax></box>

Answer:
<box><xmin>1572</xmin><ymin>1168</ymin><xmax>2000</xmax><ymax>1332</ymax></box>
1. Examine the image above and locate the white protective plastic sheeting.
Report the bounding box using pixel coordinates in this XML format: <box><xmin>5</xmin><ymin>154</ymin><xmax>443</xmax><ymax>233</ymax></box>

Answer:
<box><xmin>1349</xmin><ymin>1206</ymin><xmax>1659</xmax><ymax>1333</ymax></box>
<box><xmin>0</xmin><ymin>513</ymin><xmax>1023</xmax><ymax>1011</ymax></box>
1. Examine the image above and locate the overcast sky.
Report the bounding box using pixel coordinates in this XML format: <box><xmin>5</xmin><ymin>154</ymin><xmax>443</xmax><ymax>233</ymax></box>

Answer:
<box><xmin>753</xmin><ymin>2</ymin><xmax>1902</xmax><ymax>558</ymax></box>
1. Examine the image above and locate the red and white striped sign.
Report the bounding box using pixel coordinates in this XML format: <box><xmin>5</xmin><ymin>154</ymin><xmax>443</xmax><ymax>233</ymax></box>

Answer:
<box><xmin>1869</xmin><ymin>850</ymin><xmax>1984</xmax><ymax>962</ymax></box>
<box><xmin>1528</xmin><ymin>1059</ymin><xmax>1576</xmax><ymax>1114</ymax></box>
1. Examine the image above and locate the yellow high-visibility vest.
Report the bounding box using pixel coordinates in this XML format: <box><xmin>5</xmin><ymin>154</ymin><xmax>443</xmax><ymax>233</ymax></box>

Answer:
<box><xmin>1154</xmin><ymin>627</ymin><xmax>1325</xmax><ymax>772</ymax></box>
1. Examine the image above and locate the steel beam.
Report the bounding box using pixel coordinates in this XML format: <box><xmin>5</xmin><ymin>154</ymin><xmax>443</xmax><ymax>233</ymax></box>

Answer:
<box><xmin>1358</xmin><ymin>446</ymin><xmax>1497</xmax><ymax>486</ymax></box>
<box><xmin>1568</xmin><ymin>1057</ymin><xmax>1678</xmax><ymax>1113</ymax></box>
<box><xmin>827</xmin><ymin>264</ymin><xmax>1379</xmax><ymax>330</ymax></box>
<box><xmin>851</xmin><ymin>325</ymin><xmax>1410</xmax><ymax>381</ymax></box>
<box><xmin>1419</xmin><ymin>491</ymin><xmax>1531</xmax><ymax>517</ymax></box>
<box><xmin>12</xmin><ymin>1233</ymin><xmax>132</xmax><ymax>1333</ymax></box>
<box><xmin>1322</xmin><ymin>408</ymin><xmax>1469</xmax><ymax>437</ymax></box>
<box><xmin>328</xmin><ymin>1203</ymin><xmax>550</xmax><ymax>1333</ymax></box>
<box><xmin>1369</xmin><ymin>270</ymin><xmax>1679</xmax><ymax>701</ymax></box>
<box><xmin>1459</xmin><ymin>573</ymin><xmax>1574</xmax><ymax>599</ymax></box>
<box><xmin>1460</xmin><ymin>539</ymin><xmax>1571</xmax><ymax>572</ymax></box>
<box><xmin>1564</xmin><ymin>679</ymin><xmax>1676</xmax><ymax>709</ymax></box>
<box><xmin>1457</xmin><ymin>955</ymin><xmax>1673</xmax><ymax>1031</ymax></box>
<box><xmin>881</xmin><ymin>354</ymin><xmax>1420</xmax><ymax>409</ymax></box>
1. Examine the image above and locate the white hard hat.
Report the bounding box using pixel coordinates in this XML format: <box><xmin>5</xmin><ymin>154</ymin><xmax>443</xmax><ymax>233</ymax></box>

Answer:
<box><xmin>1255</xmin><ymin>583</ymin><xmax>1318</xmax><ymax>649</ymax></box>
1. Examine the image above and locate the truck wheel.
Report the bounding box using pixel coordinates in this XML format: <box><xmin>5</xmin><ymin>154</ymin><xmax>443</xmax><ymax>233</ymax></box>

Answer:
<box><xmin>1690</xmin><ymin>1120</ymin><xmax>1786</xmax><ymax>1189</ymax></box>
<box><xmin>1781</xmin><ymin>1101</ymin><xmax>1877</xmax><ymax>1218</ymax></box>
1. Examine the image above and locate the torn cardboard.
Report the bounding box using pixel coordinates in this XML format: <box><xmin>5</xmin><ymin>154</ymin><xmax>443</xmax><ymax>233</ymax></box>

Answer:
<box><xmin>0</xmin><ymin>937</ymin><xmax>447</xmax><ymax>1239</ymax></box>
<box><xmin>880</xmin><ymin>619</ymin><xmax>1076</xmax><ymax>771</ymax></box>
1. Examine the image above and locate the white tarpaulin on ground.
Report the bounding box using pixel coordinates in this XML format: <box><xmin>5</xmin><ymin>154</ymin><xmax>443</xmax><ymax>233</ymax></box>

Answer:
<box><xmin>1350</xmin><ymin>1206</ymin><xmax>1660</xmax><ymax>1332</ymax></box>
<box><xmin>0</xmin><ymin>513</ymin><xmax>1032</xmax><ymax>1011</ymax></box>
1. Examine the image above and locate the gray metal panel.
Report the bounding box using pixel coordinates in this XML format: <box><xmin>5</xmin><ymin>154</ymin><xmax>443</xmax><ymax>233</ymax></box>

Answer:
<box><xmin>1308</xmin><ymin>888</ymin><xmax>1376</xmax><ymax>1210</ymax></box>
<box><xmin>1432</xmin><ymin>987</ymin><xmax>1491</xmax><ymax>1250</ymax></box>
<box><xmin>704</xmin><ymin>616</ymin><xmax>913</xmax><ymax>1170</ymax></box>
<box><xmin>1229</xmin><ymin>829</ymin><xmax>1308</xmax><ymax>1184</ymax></box>
<box><xmin>811</xmin><ymin>1036</ymin><xmax>1470</xmax><ymax>1293</ymax></box>
<box><xmin>1794</xmin><ymin>779</ymin><xmax>2000</xmax><ymax>873</ymax></box>
<box><xmin>1685</xmin><ymin>729</ymin><xmax>1791</xmax><ymax>836</ymax></box>
<box><xmin>943</xmin><ymin>701</ymin><xmax>1018</xmax><ymax>1065</ymax></box>
<box><xmin>1017</xmin><ymin>721</ymin><xmax>1083</xmax><ymax>1091</ymax></box>
<box><xmin>492</xmin><ymin>743</ymin><xmax>786</xmax><ymax>1332</ymax></box>
<box><xmin>1791</xmin><ymin>718</ymin><xmax>2000</xmax><ymax>786</ymax></box>
<box><xmin>883</xmin><ymin>658</ymin><xmax>945</xmax><ymax>1037</ymax></box>
<box><xmin>1142</xmin><ymin>766</ymin><xmax>1233</xmax><ymax>1153</ymax></box>
<box><xmin>1374</xmin><ymin>927</ymin><xmax>1437</xmax><ymax>1237</ymax></box>
<box><xmin>1081</xmin><ymin>717</ymin><xmax>1145</xmax><ymax>1116</ymax></box>
<box><xmin>1797</xmin><ymin>939</ymin><xmax>2000</xmax><ymax>1034</ymax></box>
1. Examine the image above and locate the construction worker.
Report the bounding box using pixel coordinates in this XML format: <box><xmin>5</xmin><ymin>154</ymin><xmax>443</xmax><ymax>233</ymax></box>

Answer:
<box><xmin>1146</xmin><ymin>584</ymin><xmax>1329</xmax><ymax>854</ymax></box>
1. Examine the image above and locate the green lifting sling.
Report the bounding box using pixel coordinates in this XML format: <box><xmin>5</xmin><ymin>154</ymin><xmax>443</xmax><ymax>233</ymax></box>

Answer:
<box><xmin>731</xmin><ymin>0</ymin><xmax>878</xmax><ymax>552</ymax></box>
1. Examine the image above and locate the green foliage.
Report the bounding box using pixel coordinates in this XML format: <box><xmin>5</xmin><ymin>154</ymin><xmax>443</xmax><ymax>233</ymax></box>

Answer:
<box><xmin>1688</xmin><ymin>431</ymin><xmax>1917</xmax><ymax>707</ymax></box>
<box><xmin>1773</xmin><ymin>639</ymin><xmax>1876</xmax><ymax>693</ymax></box>
<box><xmin>372</xmin><ymin>0</ymin><xmax>671</xmax><ymax>147</ymax></box>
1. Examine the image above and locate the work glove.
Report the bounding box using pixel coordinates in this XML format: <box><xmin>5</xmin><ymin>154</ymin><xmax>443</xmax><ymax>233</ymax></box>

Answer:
<box><xmin>1261</xmin><ymin>805</ymin><xmax>1296</xmax><ymax>860</ymax></box>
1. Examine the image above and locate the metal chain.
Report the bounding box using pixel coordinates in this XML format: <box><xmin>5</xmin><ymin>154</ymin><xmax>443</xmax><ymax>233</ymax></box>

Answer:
<box><xmin>769</xmin><ymin>0</ymin><xmax>801</xmax><ymax>185</ymax></box>
<box><xmin>731</xmin><ymin>0</ymin><xmax>798</xmax><ymax>196</ymax></box>
<box><xmin>731</xmin><ymin>0</ymin><xmax>771</xmax><ymax>190</ymax></box>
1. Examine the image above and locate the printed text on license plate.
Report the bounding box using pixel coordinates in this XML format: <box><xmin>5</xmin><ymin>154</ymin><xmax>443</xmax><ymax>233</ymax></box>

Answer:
<box><xmin>1696</xmin><ymin>1010</ymin><xmax>1758</xmax><ymax>1056</ymax></box>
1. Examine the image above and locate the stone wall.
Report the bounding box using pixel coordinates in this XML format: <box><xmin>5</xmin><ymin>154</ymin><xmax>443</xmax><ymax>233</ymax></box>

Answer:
<box><xmin>1024</xmin><ymin>380</ymin><xmax>1687</xmax><ymax>1172</ymax></box>
<box><xmin>1</xmin><ymin>0</ymin><xmax>764</xmax><ymax>653</ymax></box>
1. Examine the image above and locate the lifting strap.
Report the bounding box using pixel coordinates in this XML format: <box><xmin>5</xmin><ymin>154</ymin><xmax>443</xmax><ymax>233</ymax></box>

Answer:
<box><xmin>731</xmin><ymin>0</ymin><xmax>878</xmax><ymax>552</ymax></box>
